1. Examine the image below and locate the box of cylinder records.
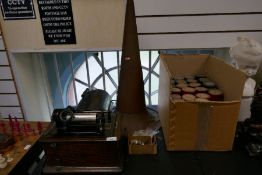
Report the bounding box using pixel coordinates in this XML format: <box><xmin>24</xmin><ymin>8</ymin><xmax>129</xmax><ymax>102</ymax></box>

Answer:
<box><xmin>159</xmin><ymin>54</ymin><xmax>247</xmax><ymax>151</ymax></box>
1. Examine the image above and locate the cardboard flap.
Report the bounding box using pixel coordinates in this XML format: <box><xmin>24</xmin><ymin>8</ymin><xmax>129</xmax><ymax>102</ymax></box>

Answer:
<box><xmin>169</xmin><ymin>102</ymin><xmax>199</xmax><ymax>150</ymax></box>
<box><xmin>160</xmin><ymin>54</ymin><xmax>208</xmax><ymax>76</ymax></box>
<box><xmin>207</xmin><ymin>102</ymin><xmax>240</xmax><ymax>150</ymax></box>
<box><xmin>206</xmin><ymin>56</ymin><xmax>247</xmax><ymax>101</ymax></box>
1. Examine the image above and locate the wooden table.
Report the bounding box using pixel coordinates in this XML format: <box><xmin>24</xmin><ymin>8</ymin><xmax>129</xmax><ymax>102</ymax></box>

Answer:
<box><xmin>0</xmin><ymin>120</ymin><xmax>49</xmax><ymax>175</ymax></box>
<box><xmin>123</xmin><ymin>129</ymin><xmax>262</xmax><ymax>175</ymax></box>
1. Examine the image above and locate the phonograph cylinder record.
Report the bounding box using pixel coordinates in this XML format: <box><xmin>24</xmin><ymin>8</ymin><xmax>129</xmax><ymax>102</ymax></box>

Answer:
<box><xmin>208</xmin><ymin>89</ymin><xmax>224</xmax><ymax>101</ymax></box>
<box><xmin>187</xmin><ymin>79</ymin><xmax>198</xmax><ymax>83</ymax></box>
<box><xmin>176</xmin><ymin>83</ymin><xmax>188</xmax><ymax>89</ymax></box>
<box><xmin>199</xmin><ymin>78</ymin><xmax>210</xmax><ymax>83</ymax></box>
<box><xmin>182</xmin><ymin>87</ymin><xmax>195</xmax><ymax>95</ymax></box>
<box><xmin>196</xmin><ymin>93</ymin><xmax>211</xmax><ymax>99</ymax></box>
<box><xmin>72</xmin><ymin>113</ymin><xmax>97</xmax><ymax>122</ymax></box>
<box><xmin>171</xmin><ymin>87</ymin><xmax>181</xmax><ymax>94</ymax></box>
<box><xmin>176</xmin><ymin>79</ymin><xmax>187</xmax><ymax>84</ymax></box>
<box><xmin>171</xmin><ymin>94</ymin><xmax>182</xmax><ymax>100</ymax></box>
<box><xmin>189</xmin><ymin>82</ymin><xmax>201</xmax><ymax>88</ymax></box>
<box><xmin>203</xmin><ymin>81</ymin><xmax>217</xmax><ymax>89</ymax></box>
<box><xmin>182</xmin><ymin>94</ymin><xmax>196</xmax><ymax>102</ymax></box>
<box><xmin>195</xmin><ymin>87</ymin><xmax>208</xmax><ymax>93</ymax></box>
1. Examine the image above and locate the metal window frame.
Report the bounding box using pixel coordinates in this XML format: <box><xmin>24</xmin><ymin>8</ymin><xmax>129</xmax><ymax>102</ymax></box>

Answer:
<box><xmin>50</xmin><ymin>50</ymin><xmax>160</xmax><ymax>106</ymax></box>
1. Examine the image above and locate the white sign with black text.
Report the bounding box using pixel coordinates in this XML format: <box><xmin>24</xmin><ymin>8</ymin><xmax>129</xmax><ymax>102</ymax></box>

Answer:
<box><xmin>37</xmin><ymin>0</ymin><xmax>76</xmax><ymax>45</ymax></box>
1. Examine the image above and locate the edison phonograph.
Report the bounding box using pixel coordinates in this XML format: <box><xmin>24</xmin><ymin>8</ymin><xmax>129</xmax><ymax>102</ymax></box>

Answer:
<box><xmin>40</xmin><ymin>89</ymin><xmax>124</xmax><ymax>173</ymax></box>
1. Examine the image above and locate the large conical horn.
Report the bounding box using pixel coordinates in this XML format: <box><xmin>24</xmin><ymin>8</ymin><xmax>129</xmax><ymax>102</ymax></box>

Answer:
<box><xmin>117</xmin><ymin>0</ymin><xmax>146</xmax><ymax>113</ymax></box>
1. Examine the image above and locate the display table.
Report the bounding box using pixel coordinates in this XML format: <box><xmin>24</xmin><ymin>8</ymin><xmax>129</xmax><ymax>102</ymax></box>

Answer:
<box><xmin>123</xmin><ymin>130</ymin><xmax>262</xmax><ymax>175</ymax></box>
<box><xmin>0</xmin><ymin>120</ymin><xmax>49</xmax><ymax>175</ymax></box>
<box><xmin>1</xmin><ymin>119</ymin><xmax>262</xmax><ymax>175</ymax></box>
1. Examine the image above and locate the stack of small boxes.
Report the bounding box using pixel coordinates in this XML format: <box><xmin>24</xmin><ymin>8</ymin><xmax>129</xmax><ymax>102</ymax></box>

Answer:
<box><xmin>128</xmin><ymin>135</ymin><xmax>157</xmax><ymax>155</ymax></box>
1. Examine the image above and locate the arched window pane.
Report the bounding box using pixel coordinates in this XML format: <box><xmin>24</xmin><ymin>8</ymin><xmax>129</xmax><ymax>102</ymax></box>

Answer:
<box><xmin>151</xmin><ymin>74</ymin><xmax>159</xmax><ymax>94</ymax></box>
<box><xmin>103</xmin><ymin>52</ymin><xmax>118</xmax><ymax>69</ymax></box>
<box><xmin>105</xmin><ymin>75</ymin><xmax>116</xmax><ymax>95</ymax></box>
<box><xmin>75</xmin><ymin>61</ymin><xmax>88</xmax><ymax>84</ymax></box>
<box><xmin>93</xmin><ymin>78</ymin><xmax>104</xmax><ymax>90</ymax></box>
<box><xmin>140</xmin><ymin>51</ymin><xmax>149</xmax><ymax>68</ymax></box>
<box><xmin>151</xmin><ymin>51</ymin><xmax>159</xmax><ymax>65</ymax></box>
<box><xmin>151</xmin><ymin>93</ymin><xmax>158</xmax><ymax>105</ymax></box>
<box><xmin>88</xmin><ymin>56</ymin><xmax>102</xmax><ymax>85</ymax></box>
<box><xmin>153</xmin><ymin>62</ymin><xmax>160</xmax><ymax>75</ymax></box>
<box><xmin>75</xmin><ymin>81</ymin><xmax>88</xmax><ymax>103</ymax></box>
<box><xmin>67</xmin><ymin>81</ymin><xmax>76</xmax><ymax>106</ymax></box>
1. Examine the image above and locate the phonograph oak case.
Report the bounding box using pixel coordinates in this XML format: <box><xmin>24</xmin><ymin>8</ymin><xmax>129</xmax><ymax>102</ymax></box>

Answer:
<box><xmin>40</xmin><ymin>89</ymin><xmax>125</xmax><ymax>174</ymax></box>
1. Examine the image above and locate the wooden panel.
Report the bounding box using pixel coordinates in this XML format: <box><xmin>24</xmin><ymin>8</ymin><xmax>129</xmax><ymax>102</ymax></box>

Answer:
<box><xmin>138</xmin><ymin>32</ymin><xmax>262</xmax><ymax>49</ymax></box>
<box><xmin>0</xmin><ymin>107</ymin><xmax>22</xmax><ymax>118</ymax></box>
<box><xmin>0</xmin><ymin>81</ymin><xmax>16</xmax><ymax>93</ymax></box>
<box><xmin>0</xmin><ymin>67</ymin><xmax>12</xmax><ymax>79</ymax></box>
<box><xmin>44</xmin><ymin>142</ymin><xmax>118</xmax><ymax>167</ymax></box>
<box><xmin>134</xmin><ymin>0</ymin><xmax>262</xmax><ymax>16</ymax></box>
<box><xmin>137</xmin><ymin>14</ymin><xmax>262</xmax><ymax>33</ymax></box>
<box><xmin>0</xmin><ymin>37</ymin><xmax>5</xmax><ymax>50</ymax></box>
<box><xmin>0</xmin><ymin>94</ymin><xmax>19</xmax><ymax>106</ymax></box>
<box><xmin>0</xmin><ymin>52</ymin><xmax>8</xmax><ymax>65</ymax></box>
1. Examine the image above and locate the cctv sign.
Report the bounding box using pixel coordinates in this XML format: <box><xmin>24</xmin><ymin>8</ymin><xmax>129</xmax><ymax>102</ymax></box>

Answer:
<box><xmin>0</xmin><ymin>0</ymin><xmax>36</xmax><ymax>19</ymax></box>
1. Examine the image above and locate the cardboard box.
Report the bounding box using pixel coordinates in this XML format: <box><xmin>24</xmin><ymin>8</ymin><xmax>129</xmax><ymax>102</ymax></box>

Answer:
<box><xmin>159</xmin><ymin>54</ymin><xmax>247</xmax><ymax>151</ymax></box>
<box><xmin>128</xmin><ymin>135</ymin><xmax>157</xmax><ymax>155</ymax></box>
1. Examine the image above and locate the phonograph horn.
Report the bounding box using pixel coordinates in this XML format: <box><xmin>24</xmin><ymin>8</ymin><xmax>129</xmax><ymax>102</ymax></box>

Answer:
<box><xmin>116</xmin><ymin>0</ymin><xmax>146</xmax><ymax>114</ymax></box>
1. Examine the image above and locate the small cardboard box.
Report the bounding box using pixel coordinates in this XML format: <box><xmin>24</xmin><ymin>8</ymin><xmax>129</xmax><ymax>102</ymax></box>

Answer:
<box><xmin>128</xmin><ymin>135</ymin><xmax>157</xmax><ymax>155</ymax></box>
<box><xmin>159</xmin><ymin>54</ymin><xmax>247</xmax><ymax>151</ymax></box>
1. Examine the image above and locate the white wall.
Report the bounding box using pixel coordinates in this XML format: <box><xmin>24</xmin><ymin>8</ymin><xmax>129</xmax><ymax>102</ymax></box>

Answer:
<box><xmin>134</xmin><ymin>0</ymin><xmax>262</xmax><ymax>15</ymax></box>
<box><xmin>135</xmin><ymin>0</ymin><xmax>262</xmax><ymax>82</ymax></box>
<box><xmin>11</xmin><ymin>53</ymin><xmax>52</xmax><ymax>121</ymax></box>
<box><xmin>134</xmin><ymin>0</ymin><xmax>262</xmax><ymax>49</ymax></box>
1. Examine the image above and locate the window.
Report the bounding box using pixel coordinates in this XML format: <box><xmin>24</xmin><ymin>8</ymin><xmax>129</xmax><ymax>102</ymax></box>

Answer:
<box><xmin>43</xmin><ymin>50</ymin><xmax>160</xmax><ymax>109</ymax></box>
<box><xmin>43</xmin><ymin>49</ymin><xmax>216</xmax><ymax>109</ymax></box>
